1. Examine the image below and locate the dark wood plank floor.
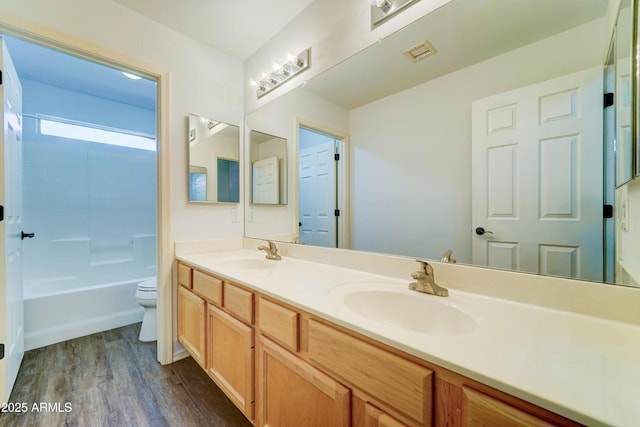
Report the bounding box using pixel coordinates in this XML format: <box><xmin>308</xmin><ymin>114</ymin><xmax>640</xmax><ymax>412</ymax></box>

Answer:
<box><xmin>0</xmin><ymin>323</ymin><xmax>253</xmax><ymax>427</ymax></box>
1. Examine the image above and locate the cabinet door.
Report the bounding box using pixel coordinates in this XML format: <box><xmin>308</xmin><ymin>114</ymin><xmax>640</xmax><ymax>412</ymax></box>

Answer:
<box><xmin>207</xmin><ymin>304</ymin><xmax>255</xmax><ymax>420</ymax></box>
<box><xmin>177</xmin><ymin>286</ymin><xmax>206</xmax><ymax>367</ymax></box>
<box><xmin>358</xmin><ymin>400</ymin><xmax>409</xmax><ymax>427</ymax></box>
<box><xmin>308</xmin><ymin>320</ymin><xmax>432</xmax><ymax>425</ymax></box>
<box><xmin>177</xmin><ymin>262</ymin><xmax>192</xmax><ymax>289</ymax></box>
<box><xmin>257</xmin><ymin>336</ymin><xmax>351</xmax><ymax>427</ymax></box>
<box><xmin>461</xmin><ymin>387</ymin><xmax>556</xmax><ymax>427</ymax></box>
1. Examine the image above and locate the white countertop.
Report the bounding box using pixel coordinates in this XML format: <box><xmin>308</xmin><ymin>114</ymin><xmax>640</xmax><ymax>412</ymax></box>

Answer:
<box><xmin>177</xmin><ymin>249</ymin><xmax>640</xmax><ymax>427</ymax></box>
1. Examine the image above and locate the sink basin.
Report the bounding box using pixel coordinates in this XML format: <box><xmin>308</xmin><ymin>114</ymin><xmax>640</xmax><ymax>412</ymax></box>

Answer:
<box><xmin>218</xmin><ymin>258</ymin><xmax>276</xmax><ymax>271</ymax></box>
<box><xmin>332</xmin><ymin>283</ymin><xmax>476</xmax><ymax>335</ymax></box>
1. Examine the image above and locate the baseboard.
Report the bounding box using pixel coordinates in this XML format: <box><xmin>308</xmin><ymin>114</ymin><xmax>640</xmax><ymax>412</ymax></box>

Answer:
<box><xmin>172</xmin><ymin>349</ymin><xmax>190</xmax><ymax>362</ymax></box>
<box><xmin>25</xmin><ymin>308</ymin><xmax>144</xmax><ymax>351</ymax></box>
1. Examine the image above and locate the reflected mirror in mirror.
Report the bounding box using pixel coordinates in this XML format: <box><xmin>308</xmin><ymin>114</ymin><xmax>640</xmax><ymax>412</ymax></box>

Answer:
<box><xmin>244</xmin><ymin>0</ymin><xmax>640</xmax><ymax>289</ymax></box>
<box><xmin>188</xmin><ymin>114</ymin><xmax>239</xmax><ymax>203</ymax></box>
<box><xmin>615</xmin><ymin>0</ymin><xmax>634</xmax><ymax>187</ymax></box>
<box><xmin>250</xmin><ymin>130</ymin><xmax>288</xmax><ymax>205</ymax></box>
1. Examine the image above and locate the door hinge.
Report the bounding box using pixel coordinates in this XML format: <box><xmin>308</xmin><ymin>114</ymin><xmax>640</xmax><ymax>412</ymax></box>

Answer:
<box><xmin>0</xmin><ymin>343</ymin><xmax>4</xmax><ymax>360</ymax></box>
<box><xmin>0</xmin><ymin>205</ymin><xmax>3</xmax><ymax>221</ymax></box>
<box><xmin>334</xmin><ymin>209</ymin><xmax>340</xmax><ymax>217</ymax></box>
<box><xmin>604</xmin><ymin>92</ymin><xmax>614</xmax><ymax>108</ymax></box>
<box><xmin>0</xmin><ymin>70</ymin><xmax>3</xmax><ymax>85</ymax></box>
<box><xmin>334</xmin><ymin>153</ymin><xmax>340</xmax><ymax>161</ymax></box>
<box><xmin>604</xmin><ymin>204</ymin><xmax>614</xmax><ymax>219</ymax></box>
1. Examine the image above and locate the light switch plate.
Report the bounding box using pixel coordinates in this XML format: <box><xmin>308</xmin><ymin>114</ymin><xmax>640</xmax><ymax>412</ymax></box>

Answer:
<box><xmin>231</xmin><ymin>209</ymin><xmax>240</xmax><ymax>223</ymax></box>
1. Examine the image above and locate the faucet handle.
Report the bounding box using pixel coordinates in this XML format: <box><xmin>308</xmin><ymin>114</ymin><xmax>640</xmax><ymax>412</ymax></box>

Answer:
<box><xmin>415</xmin><ymin>259</ymin><xmax>433</xmax><ymax>274</ymax></box>
<box><xmin>265</xmin><ymin>239</ymin><xmax>277</xmax><ymax>250</ymax></box>
<box><xmin>440</xmin><ymin>249</ymin><xmax>457</xmax><ymax>263</ymax></box>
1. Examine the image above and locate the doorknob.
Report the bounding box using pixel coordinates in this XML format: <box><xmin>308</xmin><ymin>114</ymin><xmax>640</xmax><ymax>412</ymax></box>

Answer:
<box><xmin>475</xmin><ymin>227</ymin><xmax>493</xmax><ymax>236</ymax></box>
<box><xmin>21</xmin><ymin>231</ymin><xmax>35</xmax><ymax>240</ymax></box>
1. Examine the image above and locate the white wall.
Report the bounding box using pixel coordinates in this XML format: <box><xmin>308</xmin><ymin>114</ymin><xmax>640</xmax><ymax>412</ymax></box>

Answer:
<box><xmin>617</xmin><ymin>178</ymin><xmax>640</xmax><ymax>286</ymax></box>
<box><xmin>349</xmin><ymin>19</ymin><xmax>607</xmax><ymax>262</ymax></box>
<box><xmin>0</xmin><ymin>0</ymin><xmax>245</xmax><ymax>243</ymax></box>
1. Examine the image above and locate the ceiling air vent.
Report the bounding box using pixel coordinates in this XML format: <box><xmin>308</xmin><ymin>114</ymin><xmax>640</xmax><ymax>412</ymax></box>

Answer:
<box><xmin>403</xmin><ymin>40</ymin><xmax>437</xmax><ymax>63</ymax></box>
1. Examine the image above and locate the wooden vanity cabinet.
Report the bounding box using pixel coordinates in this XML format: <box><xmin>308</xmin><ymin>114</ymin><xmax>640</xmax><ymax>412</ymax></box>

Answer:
<box><xmin>207</xmin><ymin>304</ymin><xmax>255</xmax><ymax>420</ymax></box>
<box><xmin>176</xmin><ymin>261</ymin><xmax>583</xmax><ymax>427</ymax></box>
<box><xmin>177</xmin><ymin>284</ymin><xmax>206</xmax><ymax>368</ymax></box>
<box><xmin>257</xmin><ymin>335</ymin><xmax>350</xmax><ymax>427</ymax></box>
<box><xmin>177</xmin><ymin>262</ymin><xmax>193</xmax><ymax>289</ymax></box>
<box><xmin>307</xmin><ymin>319</ymin><xmax>432</xmax><ymax>426</ymax></box>
<box><xmin>435</xmin><ymin>377</ymin><xmax>581</xmax><ymax>427</ymax></box>
<box><xmin>176</xmin><ymin>263</ymin><xmax>256</xmax><ymax>422</ymax></box>
<box><xmin>357</xmin><ymin>399</ymin><xmax>409</xmax><ymax>427</ymax></box>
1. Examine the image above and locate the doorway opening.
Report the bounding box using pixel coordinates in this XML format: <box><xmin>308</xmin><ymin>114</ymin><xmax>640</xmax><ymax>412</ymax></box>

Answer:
<box><xmin>297</xmin><ymin>124</ymin><xmax>348</xmax><ymax>248</ymax></box>
<box><xmin>3</xmin><ymin>35</ymin><xmax>158</xmax><ymax>350</ymax></box>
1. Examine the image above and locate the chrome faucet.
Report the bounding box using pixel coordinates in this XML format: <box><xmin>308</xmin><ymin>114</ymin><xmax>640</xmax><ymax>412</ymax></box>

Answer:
<box><xmin>440</xmin><ymin>249</ymin><xmax>456</xmax><ymax>263</ymax></box>
<box><xmin>258</xmin><ymin>240</ymin><xmax>281</xmax><ymax>260</ymax></box>
<box><xmin>409</xmin><ymin>260</ymin><xmax>448</xmax><ymax>297</ymax></box>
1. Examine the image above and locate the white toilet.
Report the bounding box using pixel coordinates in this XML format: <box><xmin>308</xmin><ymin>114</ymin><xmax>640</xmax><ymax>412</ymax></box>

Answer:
<box><xmin>135</xmin><ymin>278</ymin><xmax>157</xmax><ymax>342</ymax></box>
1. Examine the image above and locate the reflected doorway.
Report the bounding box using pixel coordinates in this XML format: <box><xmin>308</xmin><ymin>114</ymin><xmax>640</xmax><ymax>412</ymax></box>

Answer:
<box><xmin>298</xmin><ymin>125</ymin><xmax>346</xmax><ymax>248</ymax></box>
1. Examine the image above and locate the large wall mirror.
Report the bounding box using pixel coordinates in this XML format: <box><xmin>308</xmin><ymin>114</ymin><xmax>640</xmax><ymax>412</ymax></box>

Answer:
<box><xmin>244</xmin><ymin>0</ymin><xmax>640</xmax><ymax>289</ymax></box>
<box><xmin>188</xmin><ymin>114</ymin><xmax>240</xmax><ymax>203</ymax></box>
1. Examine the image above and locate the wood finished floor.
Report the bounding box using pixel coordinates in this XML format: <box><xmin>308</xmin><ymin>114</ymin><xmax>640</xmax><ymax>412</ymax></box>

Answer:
<box><xmin>0</xmin><ymin>323</ymin><xmax>253</xmax><ymax>427</ymax></box>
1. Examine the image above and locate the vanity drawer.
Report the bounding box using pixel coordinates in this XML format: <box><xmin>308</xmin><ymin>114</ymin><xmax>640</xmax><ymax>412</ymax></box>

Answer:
<box><xmin>177</xmin><ymin>263</ymin><xmax>193</xmax><ymax>289</ymax></box>
<box><xmin>257</xmin><ymin>297</ymin><xmax>299</xmax><ymax>353</ymax></box>
<box><xmin>224</xmin><ymin>282</ymin><xmax>254</xmax><ymax>325</ymax></box>
<box><xmin>193</xmin><ymin>270</ymin><xmax>223</xmax><ymax>306</ymax></box>
<box><xmin>308</xmin><ymin>319</ymin><xmax>432</xmax><ymax>425</ymax></box>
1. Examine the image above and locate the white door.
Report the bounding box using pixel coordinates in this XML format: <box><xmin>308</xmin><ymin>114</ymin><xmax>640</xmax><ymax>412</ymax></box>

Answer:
<box><xmin>252</xmin><ymin>156</ymin><xmax>279</xmax><ymax>204</ymax></box>
<box><xmin>471</xmin><ymin>67</ymin><xmax>603</xmax><ymax>281</ymax></box>
<box><xmin>299</xmin><ymin>140</ymin><xmax>337</xmax><ymax>247</ymax></box>
<box><xmin>0</xmin><ymin>38</ymin><xmax>24</xmax><ymax>404</ymax></box>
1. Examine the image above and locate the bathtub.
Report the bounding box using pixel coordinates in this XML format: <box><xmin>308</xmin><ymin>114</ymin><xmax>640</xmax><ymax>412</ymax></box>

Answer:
<box><xmin>23</xmin><ymin>276</ymin><xmax>153</xmax><ymax>350</ymax></box>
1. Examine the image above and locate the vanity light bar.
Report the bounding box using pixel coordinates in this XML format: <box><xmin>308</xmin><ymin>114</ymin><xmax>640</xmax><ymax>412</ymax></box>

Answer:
<box><xmin>251</xmin><ymin>48</ymin><xmax>311</xmax><ymax>99</ymax></box>
<box><xmin>371</xmin><ymin>0</ymin><xmax>421</xmax><ymax>28</ymax></box>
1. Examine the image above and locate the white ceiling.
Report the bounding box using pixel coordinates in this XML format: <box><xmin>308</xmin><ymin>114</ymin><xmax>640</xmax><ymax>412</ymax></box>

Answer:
<box><xmin>2</xmin><ymin>0</ymin><xmax>611</xmax><ymax>112</ymax></box>
<box><xmin>2</xmin><ymin>0</ymin><xmax>316</xmax><ymax>111</ymax></box>
<box><xmin>3</xmin><ymin>35</ymin><xmax>158</xmax><ymax>110</ymax></box>
<box><xmin>112</xmin><ymin>0</ymin><xmax>316</xmax><ymax>60</ymax></box>
<box><xmin>304</xmin><ymin>0</ymin><xmax>609</xmax><ymax>109</ymax></box>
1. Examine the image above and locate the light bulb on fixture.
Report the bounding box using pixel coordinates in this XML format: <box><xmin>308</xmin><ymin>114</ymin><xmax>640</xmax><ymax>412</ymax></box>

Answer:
<box><xmin>371</xmin><ymin>0</ymin><xmax>392</xmax><ymax>13</ymax></box>
<box><xmin>252</xmin><ymin>48</ymin><xmax>310</xmax><ymax>98</ymax></box>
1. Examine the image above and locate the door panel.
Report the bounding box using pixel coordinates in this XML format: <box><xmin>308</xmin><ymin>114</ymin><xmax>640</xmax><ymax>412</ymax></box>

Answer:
<box><xmin>252</xmin><ymin>156</ymin><xmax>279</xmax><ymax>204</ymax></box>
<box><xmin>472</xmin><ymin>67</ymin><xmax>603</xmax><ymax>281</ymax></box>
<box><xmin>299</xmin><ymin>140</ymin><xmax>337</xmax><ymax>247</ymax></box>
<box><xmin>0</xmin><ymin>38</ymin><xmax>24</xmax><ymax>404</ymax></box>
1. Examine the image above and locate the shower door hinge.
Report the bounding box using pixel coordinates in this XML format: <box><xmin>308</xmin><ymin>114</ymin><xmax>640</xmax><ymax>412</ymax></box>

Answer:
<box><xmin>0</xmin><ymin>205</ymin><xmax>3</xmax><ymax>221</ymax></box>
<box><xmin>0</xmin><ymin>70</ymin><xmax>3</xmax><ymax>85</ymax></box>
<box><xmin>334</xmin><ymin>153</ymin><xmax>340</xmax><ymax>161</ymax></box>
<box><xmin>0</xmin><ymin>343</ymin><xmax>4</xmax><ymax>360</ymax></box>
<box><xmin>604</xmin><ymin>204</ymin><xmax>614</xmax><ymax>219</ymax></box>
<box><xmin>604</xmin><ymin>92</ymin><xmax>614</xmax><ymax>108</ymax></box>
<box><xmin>335</xmin><ymin>209</ymin><xmax>340</xmax><ymax>217</ymax></box>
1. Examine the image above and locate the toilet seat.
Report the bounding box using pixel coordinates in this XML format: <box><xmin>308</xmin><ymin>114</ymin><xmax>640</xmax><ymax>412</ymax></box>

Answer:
<box><xmin>137</xmin><ymin>278</ymin><xmax>156</xmax><ymax>291</ymax></box>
